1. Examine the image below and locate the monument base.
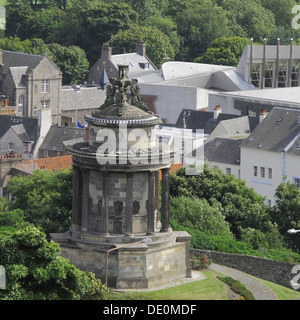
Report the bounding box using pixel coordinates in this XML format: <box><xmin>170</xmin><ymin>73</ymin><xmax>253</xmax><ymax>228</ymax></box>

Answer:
<box><xmin>50</xmin><ymin>230</ymin><xmax>192</xmax><ymax>289</ymax></box>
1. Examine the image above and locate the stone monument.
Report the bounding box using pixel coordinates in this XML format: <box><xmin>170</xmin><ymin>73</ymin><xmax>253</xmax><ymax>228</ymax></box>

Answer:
<box><xmin>51</xmin><ymin>65</ymin><xmax>191</xmax><ymax>289</ymax></box>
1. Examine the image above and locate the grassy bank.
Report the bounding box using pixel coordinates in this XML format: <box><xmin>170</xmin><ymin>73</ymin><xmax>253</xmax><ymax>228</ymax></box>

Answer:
<box><xmin>107</xmin><ymin>269</ymin><xmax>300</xmax><ymax>300</ymax></box>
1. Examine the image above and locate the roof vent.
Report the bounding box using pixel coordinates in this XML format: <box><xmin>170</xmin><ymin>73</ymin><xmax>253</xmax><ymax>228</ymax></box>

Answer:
<box><xmin>276</xmin><ymin>118</ymin><xmax>282</xmax><ymax>123</ymax></box>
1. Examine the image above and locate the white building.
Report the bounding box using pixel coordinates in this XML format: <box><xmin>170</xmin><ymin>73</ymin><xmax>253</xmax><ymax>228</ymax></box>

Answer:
<box><xmin>240</xmin><ymin>107</ymin><xmax>300</xmax><ymax>206</ymax></box>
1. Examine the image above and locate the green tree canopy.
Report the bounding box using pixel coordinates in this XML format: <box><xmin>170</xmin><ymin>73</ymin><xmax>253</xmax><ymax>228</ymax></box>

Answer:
<box><xmin>0</xmin><ymin>226</ymin><xmax>108</xmax><ymax>300</ymax></box>
<box><xmin>47</xmin><ymin>43</ymin><xmax>89</xmax><ymax>84</ymax></box>
<box><xmin>170</xmin><ymin>196</ymin><xmax>232</xmax><ymax>237</ymax></box>
<box><xmin>170</xmin><ymin>165</ymin><xmax>274</xmax><ymax>238</ymax></box>
<box><xmin>215</xmin><ymin>0</ymin><xmax>276</xmax><ymax>41</ymax></box>
<box><xmin>7</xmin><ymin>168</ymin><xmax>72</xmax><ymax>235</ymax></box>
<box><xmin>271</xmin><ymin>181</ymin><xmax>300</xmax><ymax>251</ymax></box>
<box><xmin>167</xmin><ymin>0</ymin><xmax>230</xmax><ymax>61</ymax></box>
<box><xmin>195</xmin><ymin>37</ymin><xmax>250</xmax><ymax>66</ymax></box>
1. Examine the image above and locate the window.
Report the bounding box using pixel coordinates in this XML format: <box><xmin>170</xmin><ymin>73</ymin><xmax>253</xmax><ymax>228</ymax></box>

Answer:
<box><xmin>18</xmin><ymin>95</ymin><xmax>24</xmax><ymax>113</ymax></box>
<box><xmin>41</xmin><ymin>100</ymin><xmax>50</xmax><ymax>109</ymax></box>
<box><xmin>264</xmin><ymin>62</ymin><xmax>274</xmax><ymax>87</ymax></box>
<box><xmin>42</xmin><ymin>80</ymin><xmax>50</xmax><ymax>93</ymax></box>
<box><xmin>226</xmin><ymin>168</ymin><xmax>231</xmax><ymax>175</ymax></box>
<box><xmin>292</xmin><ymin>60</ymin><xmax>300</xmax><ymax>87</ymax></box>
<box><xmin>295</xmin><ymin>178</ymin><xmax>300</xmax><ymax>189</ymax></box>
<box><xmin>278</xmin><ymin>60</ymin><xmax>287</xmax><ymax>88</ymax></box>
<box><xmin>254</xmin><ymin>166</ymin><xmax>258</xmax><ymax>177</ymax></box>
<box><xmin>8</xmin><ymin>142</ymin><xmax>14</xmax><ymax>151</ymax></box>
<box><xmin>24</xmin><ymin>143</ymin><xmax>29</xmax><ymax>154</ymax></box>
<box><xmin>44</xmin><ymin>150</ymin><xmax>49</xmax><ymax>157</ymax></box>
<box><xmin>260</xmin><ymin>167</ymin><xmax>265</xmax><ymax>178</ymax></box>
<box><xmin>268</xmin><ymin>168</ymin><xmax>272</xmax><ymax>179</ymax></box>
<box><xmin>251</xmin><ymin>63</ymin><xmax>260</xmax><ymax>88</ymax></box>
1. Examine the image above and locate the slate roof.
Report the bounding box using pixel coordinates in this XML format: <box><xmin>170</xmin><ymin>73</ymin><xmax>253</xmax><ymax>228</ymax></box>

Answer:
<box><xmin>241</xmin><ymin>107</ymin><xmax>300</xmax><ymax>155</ymax></box>
<box><xmin>9</xmin><ymin>66</ymin><xmax>28</xmax><ymax>88</ymax></box>
<box><xmin>11</xmin><ymin>124</ymin><xmax>30</xmax><ymax>142</ymax></box>
<box><xmin>203</xmin><ymin>137</ymin><xmax>242</xmax><ymax>165</ymax></box>
<box><xmin>175</xmin><ymin>109</ymin><xmax>241</xmax><ymax>134</ymax></box>
<box><xmin>39</xmin><ymin>126</ymin><xmax>86</xmax><ymax>152</ymax></box>
<box><xmin>0</xmin><ymin>115</ymin><xmax>39</xmax><ymax>140</ymax></box>
<box><xmin>111</xmin><ymin>53</ymin><xmax>157</xmax><ymax>77</ymax></box>
<box><xmin>1</xmin><ymin>50</ymin><xmax>44</xmax><ymax>73</ymax></box>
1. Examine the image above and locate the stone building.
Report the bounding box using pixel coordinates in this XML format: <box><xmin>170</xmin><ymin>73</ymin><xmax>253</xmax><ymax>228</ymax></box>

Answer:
<box><xmin>51</xmin><ymin>65</ymin><xmax>191</xmax><ymax>289</ymax></box>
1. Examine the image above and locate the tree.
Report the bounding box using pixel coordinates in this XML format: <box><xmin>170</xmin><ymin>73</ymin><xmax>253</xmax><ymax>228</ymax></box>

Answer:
<box><xmin>7</xmin><ymin>168</ymin><xmax>72</xmax><ymax>235</ymax></box>
<box><xmin>143</xmin><ymin>15</ymin><xmax>181</xmax><ymax>58</ymax></box>
<box><xmin>171</xmin><ymin>0</ymin><xmax>231</xmax><ymax>61</ymax></box>
<box><xmin>47</xmin><ymin>43</ymin><xmax>89</xmax><ymax>84</ymax></box>
<box><xmin>261</xmin><ymin>0</ymin><xmax>297</xmax><ymax>29</ymax></box>
<box><xmin>170</xmin><ymin>165</ymin><xmax>274</xmax><ymax>238</ymax></box>
<box><xmin>0</xmin><ymin>37</ymin><xmax>88</xmax><ymax>85</ymax></box>
<box><xmin>170</xmin><ymin>196</ymin><xmax>232</xmax><ymax>237</ymax></box>
<box><xmin>108</xmin><ymin>26</ymin><xmax>175</xmax><ymax>68</ymax></box>
<box><xmin>195</xmin><ymin>37</ymin><xmax>250</xmax><ymax>66</ymax></box>
<box><xmin>53</xmin><ymin>0</ymin><xmax>138</xmax><ymax>64</ymax></box>
<box><xmin>271</xmin><ymin>181</ymin><xmax>300</xmax><ymax>251</ymax></box>
<box><xmin>216</xmin><ymin>0</ymin><xmax>276</xmax><ymax>42</ymax></box>
<box><xmin>0</xmin><ymin>226</ymin><xmax>108</xmax><ymax>300</ymax></box>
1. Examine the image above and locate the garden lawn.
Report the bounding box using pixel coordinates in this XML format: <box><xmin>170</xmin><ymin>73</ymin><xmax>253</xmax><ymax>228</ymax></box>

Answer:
<box><xmin>108</xmin><ymin>270</ymin><xmax>228</xmax><ymax>300</ymax></box>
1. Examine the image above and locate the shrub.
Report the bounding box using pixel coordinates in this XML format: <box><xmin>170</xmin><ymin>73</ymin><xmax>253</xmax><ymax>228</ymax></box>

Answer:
<box><xmin>191</xmin><ymin>253</ymin><xmax>212</xmax><ymax>270</ymax></box>
<box><xmin>217</xmin><ymin>276</ymin><xmax>255</xmax><ymax>300</ymax></box>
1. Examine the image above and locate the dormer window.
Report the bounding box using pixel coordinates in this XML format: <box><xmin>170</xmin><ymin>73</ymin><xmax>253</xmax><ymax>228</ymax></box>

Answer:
<box><xmin>139</xmin><ymin>62</ymin><xmax>150</xmax><ymax>69</ymax></box>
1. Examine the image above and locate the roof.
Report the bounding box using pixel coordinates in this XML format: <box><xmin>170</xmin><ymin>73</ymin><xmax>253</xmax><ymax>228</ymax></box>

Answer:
<box><xmin>39</xmin><ymin>126</ymin><xmax>86</xmax><ymax>152</ymax></box>
<box><xmin>11</xmin><ymin>124</ymin><xmax>30</xmax><ymax>142</ymax></box>
<box><xmin>111</xmin><ymin>52</ymin><xmax>156</xmax><ymax>77</ymax></box>
<box><xmin>216</xmin><ymin>87</ymin><xmax>300</xmax><ymax>108</ymax></box>
<box><xmin>0</xmin><ymin>115</ymin><xmax>39</xmax><ymax>140</ymax></box>
<box><xmin>203</xmin><ymin>137</ymin><xmax>242</xmax><ymax>165</ymax></box>
<box><xmin>161</xmin><ymin>61</ymin><xmax>234</xmax><ymax>81</ymax></box>
<box><xmin>1</xmin><ymin>50</ymin><xmax>44</xmax><ymax>73</ymax></box>
<box><xmin>175</xmin><ymin>109</ymin><xmax>241</xmax><ymax>134</ymax></box>
<box><xmin>60</xmin><ymin>86</ymin><xmax>106</xmax><ymax>111</ymax></box>
<box><xmin>241</xmin><ymin>107</ymin><xmax>300</xmax><ymax>155</ymax></box>
<box><xmin>9</xmin><ymin>66</ymin><xmax>28</xmax><ymax>88</ymax></box>
<box><xmin>208</xmin><ymin>116</ymin><xmax>259</xmax><ymax>141</ymax></box>
<box><xmin>24</xmin><ymin>155</ymin><xmax>73</xmax><ymax>171</ymax></box>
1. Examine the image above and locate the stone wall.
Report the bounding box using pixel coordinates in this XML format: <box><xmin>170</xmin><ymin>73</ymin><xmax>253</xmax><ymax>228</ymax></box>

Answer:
<box><xmin>192</xmin><ymin>249</ymin><xmax>299</xmax><ymax>290</ymax></box>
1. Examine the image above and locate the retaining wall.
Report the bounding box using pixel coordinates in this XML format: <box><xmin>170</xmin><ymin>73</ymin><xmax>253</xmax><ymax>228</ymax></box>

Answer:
<box><xmin>191</xmin><ymin>249</ymin><xmax>299</xmax><ymax>290</ymax></box>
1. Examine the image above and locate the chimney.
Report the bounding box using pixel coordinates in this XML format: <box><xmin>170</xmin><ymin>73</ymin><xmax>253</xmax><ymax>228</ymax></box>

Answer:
<box><xmin>136</xmin><ymin>41</ymin><xmax>146</xmax><ymax>56</ymax></box>
<box><xmin>101</xmin><ymin>44</ymin><xmax>112</xmax><ymax>61</ymax></box>
<box><xmin>259</xmin><ymin>108</ymin><xmax>268</xmax><ymax>122</ymax></box>
<box><xmin>214</xmin><ymin>105</ymin><xmax>222</xmax><ymax>119</ymax></box>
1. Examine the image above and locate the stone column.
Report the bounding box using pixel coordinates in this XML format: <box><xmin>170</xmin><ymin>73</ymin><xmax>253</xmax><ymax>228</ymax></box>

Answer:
<box><xmin>102</xmin><ymin>172</ymin><xmax>110</xmax><ymax>235</ymax></box>
<box><xmin>155</xmin><ymin>170</ymin><xmax>160</xmax><ymax>228</ymax></box>
<box><xmin>125</xmin><ymin>172</ymin><xmax>133</xmax><ymax>236</ymax></box>
<box><xmin>161</xmin><ymin>167</ymin><xmax>170</xmax><ymax>232</ymax></box>
<box><xmin>147</xmin><ymin>171</ymin><xmax>155</xmax><ymax>235</ymax></box>
<box><xmin>71</xmin><ymin>165</ymin><xmax>82</xmax><ymax>231</ymax></box>
<box><xmin>81</xmin><ymin>168</ymin><xmax>89</xmax><ymax>232</ymax></box>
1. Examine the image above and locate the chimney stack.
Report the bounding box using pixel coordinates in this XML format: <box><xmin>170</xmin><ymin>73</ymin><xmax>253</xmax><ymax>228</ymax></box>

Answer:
<box><xmin>136</xmin><ymin>41</ymin><xmax>146</xmax><ymax>56</ymax></box>
<box><xmin>259</xmin><ymin>108</ymin><xmax>268</xmax><ymax>122</ymax></box>
<box><xmin>101</xmin><ymin>44</ymin><xmax>112</xmax><ymax>61</ymax></box>
<box><xmin>214</xmin><ymin>105</ymin><xmax>222</xmax><ymax>119</ymax></box>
